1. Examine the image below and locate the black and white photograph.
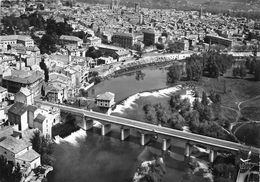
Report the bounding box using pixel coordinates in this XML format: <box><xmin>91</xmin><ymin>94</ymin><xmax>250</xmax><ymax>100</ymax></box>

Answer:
<box><xmin>0</xmin><ymin>0</ymin><xmax>259</xmax><ymax>181</ymax></box>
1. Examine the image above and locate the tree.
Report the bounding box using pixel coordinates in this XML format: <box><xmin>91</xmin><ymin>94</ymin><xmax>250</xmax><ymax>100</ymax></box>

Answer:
<box><xmin>193</xmin><ymin>98</ymin><xmax>203</xmax><ymax>112</ymax></box>
<box><xmin>169</xmin><ymin>94</ymin><xmax>181</xmax><ymax>111</ymax></box>
<box><xmin>0</xmin><ymin>156</ymin><xmax>22</xmax><ymax>182</ymax></box>
<box><xmin>179</xmin><ymin>98</ymin><xmax>191</xmax><ymax>116</ymax></box>
<box><xmin>39</xmin><ymin>59</ymin><xmax>49</xmax><ymax>82</ymax></box>
<box><xmin>254</xmin><ymin>59</ymin><xmax>260</xmax><ymax>81</ymax></box>
<box><xmin>41</xmin><ymin>85</ymin><xmax>45</xmax><ymax>96</ymax></box>
<box><xmin>154</xmin><ymin>103</ymin><xmax>168</xmax><ymax>125</ymax></box>
<box><xmin>249</xmin><ymin>60</ymin><xmax>256</xmax><ymax>74</ymax></box>
<box><xmin>167</xmin><ymin>64</ymin><xmax>182</xmax><ymax>83</ymax></box>
<box><xmin>44</xmin><ymin>69</ymin><xmax>49</xmax><ymax>82</ymax></box>
<box><xmin>232</xmin><ymin>67</ymin><xmax>240</xmax><ymax>77</ymax></box>
<box><xmin>201</xmin><ymin>91</ymin><xmax>208</xmax><ymax>106</ymax></box>
<box><xmin>239</xmin><ymin>66</ymin><xmax>247</xmax><ymax>78</ymax></box>
<box><xmin>168</xmin><ymin>113</ymin><xmax>185</xmax><ymax>130</ymax></box>
<box><xmin>39</xmin><ymin>33</ymin><xmax>58</xmax><ymax>54</ymax></box>
<box><xmin>200</xmin><ymin>105</ymin><xmax>212</xmax><ymax>121</ymax></box>
<box><xmin>13</xmin><ymin>163</ymin><xmax>22</xmax><ymax>182</ymax></box>
<box><xmin>186</xmin><ymin>55</ymin><xmax>203</xmax><ymax>81</ymax></box>
<box><xmin>31</xmin><ymin>130</ymin><xmax>42</xmax><ymax>154</ymax></box>
<box><xmin>31</xmin><ymin>131</ymin><xmax>55</xmax><ymax>166</ymax></box>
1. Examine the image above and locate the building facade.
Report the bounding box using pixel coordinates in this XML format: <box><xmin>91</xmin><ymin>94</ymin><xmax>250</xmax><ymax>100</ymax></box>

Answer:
<box><xmin>143</xmin><ymin>30</ymin><xmax>161</xmax><ymax>46</ymax></box>
<box><xmin>96</xmin><ymin>92</ymin><xmax>115</xmax><ymax>108</ymax></box>
<box><xmin>0</xmin><ymin>35</ymin><xmax>34</xmax><ymax>48</ymax></box>
<box><xmin>112</xmin><ymin>33</ymin><xmax>137</xmax><ymax>49</ymax></box>
<box><xmin>204</xmin><ymin>34</ymin><xmax>233</xmax><ymax>47</ymax></box>
<box><xmin>0</xmin><ymin>137</ymin><xmax>41</xmax><ymax>169</ymax></box>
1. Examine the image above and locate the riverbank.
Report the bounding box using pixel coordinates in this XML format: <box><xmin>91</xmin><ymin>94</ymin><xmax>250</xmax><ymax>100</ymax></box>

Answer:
<box><xmin>101</xmin><ymin>54</ymin><xmax>187</xmax><ymax>79</ymax></box>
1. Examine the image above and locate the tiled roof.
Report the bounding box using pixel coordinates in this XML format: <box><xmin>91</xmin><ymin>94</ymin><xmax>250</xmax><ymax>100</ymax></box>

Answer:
<box><xmin>18</xmin><ymin>87</ymin><xmax>32</xmax><ymax>97</ymax></box>
<box><xmin>0</xmin><ymin>137</ymin><xmax>31</xmax><ymax>154</ymax></box>
<box><xmin>34</xmin><ymin>113</ymin><xmax>46</xmax><ymax>124</ymax></box>
<box><xmin>0</xmin><ymin>86</ymin><xmax>7</xmax><ymax>93</ymax></box>
<box><xmin>0</xmin><ymin>35</ymin><xmax>33</xmax><ymax>42</ymax></box>
<box><xmin>16</xmin><ymin>149</ymin><xmax>40</xmax><ymax>162</ymax></box>
<box><xmin>8</xmin><ymin>102</ymin><xmax>27</xmax><ymax>116</ymax></box>
<box><xmin>27</xmin><ymin>105</ymin><xmax>38</xmax><ymax>112</ymax></box>
<box><xmin>96</xmin><ymin>92</ymin><xmax>115</xmax><ymax>101</ymax></box>
<box><xmin>60</xmin><ymin>35</ymin><xmax>83</xmax><ymax>42</ymax></box>
<box><xmin>3</xmin><ymin>70</ymin><xmax>43</xmax><ymax>85</ymax></box>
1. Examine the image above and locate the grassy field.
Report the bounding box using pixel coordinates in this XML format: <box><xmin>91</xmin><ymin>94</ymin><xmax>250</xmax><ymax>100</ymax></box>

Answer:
<box><xmin>199</xmin><ymin>77</ymin><xmax>260</xmax><ymax>109</ymax></box>
<box><xmin>235</xmin><ymin>122</ymin><xmax>260</xmax><ymax>147</ymax></box>
<box><xmin>197</xmin><ymin>76</ymin><xmax>260</xmax><ymax>147</ymax></box>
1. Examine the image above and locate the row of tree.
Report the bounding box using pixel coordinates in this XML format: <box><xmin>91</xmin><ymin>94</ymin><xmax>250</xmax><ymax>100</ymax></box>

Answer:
<box><xmin>1</xmin><ymin>12</ymin><xmax>45</xmax><ymax>34</ymax></box>
<box><xmin>30</xmin><ymin>131</ymin><xmax>55</xmax><ymax>166</ymax></box>
<box><xmin>0</xmin><ymin>155</ymin><xmax>22</xmax><ymax>182</ymax></box>
<box><xmin>186</xmin><ymin>51</ymin><xmax>234</xmax><ymax>80</ymax></box>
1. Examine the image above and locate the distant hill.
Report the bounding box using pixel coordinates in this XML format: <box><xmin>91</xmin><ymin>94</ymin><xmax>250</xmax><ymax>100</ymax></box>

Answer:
<box><xmin>77</xmin><ymin>0</ymin><xmax>260</xmax><ymax>19</ymax></box>
<box><xmin>77</xmin><ymin>0</ymin><xmax>260</xmax><ymax>13</ymax></box>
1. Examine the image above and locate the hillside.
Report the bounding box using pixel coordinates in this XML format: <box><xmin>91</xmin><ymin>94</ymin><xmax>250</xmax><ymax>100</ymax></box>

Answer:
<box><xmin>78</xmin><ymin>0</ymin><xmax>260</xmax><ymax>13</ymax></box>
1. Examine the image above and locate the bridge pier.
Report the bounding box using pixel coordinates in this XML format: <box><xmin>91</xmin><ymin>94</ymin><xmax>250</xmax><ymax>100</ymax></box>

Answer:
<box><xmin>140</xmin><ymin>133</ymin><xmax>150</xmax><ymax>146</ymax></box>
<box><xmin>184</xmin><ymin>142</ymin><xmax>191</xmax><ymax>157</ymax></box>
<box><xmin>101</xmin><ymin>123</ymin><xmax>111</xmax><ymax>136</ymax></box>
<box><xmin>162</xmin><ymin>139</ymin><xmax>171</xmax><ymax>151</ymax></box>
<box><xmin>120</xmin><ymin>127</ymin><xmax>130</xmax><ymax>141</ymax></box>
<box><xmin>209</xmin><ymin>150</ymin><xmax>216</xmax><ymax>163</ymax></box>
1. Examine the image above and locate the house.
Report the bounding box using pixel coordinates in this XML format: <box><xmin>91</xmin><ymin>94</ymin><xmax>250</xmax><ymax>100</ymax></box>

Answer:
<box><xmin>2</xmin><ymin>70</ymin><xmax>44</xmax><ymax>95</ymax></box>
<box><xmin>143</xmin><ymin>29</ymin><xmax>161</xmax><ymax>46</ymax></box>
<box><xmin>15</xmin><ymin>87</ymin><xmax>34</xmax><ymax>105</ymax></box>
<box><xmin>27</xmin><ymin>105</ymin><xmax>38</xmax><ymax>128</ymax></box>
<box><xmin>96</xmin><ymin>92</ymin><xmax>115</xmax><ymax>108</ymax></box>
<box><xmin>0</xmin><ymin>137</ymin><xmax>41</xmax><ymax>169</ymax></box>
<box><xmin>33</xmin><ymin>106</ymin><xmax>60</xmax><ymax>138</ymax></box>
<box><xmin>8</xmin><ymin>102</ymin><xmax>28</xmax><ymax>131</ymax></box>
<box><xmin>0</xmin><ymin>86</ymin><xmax>7</xmax><ymax>102</ymax></box>
<box><xmin>60</xmin><ymin>35</ymin><xmax>83</xmax><ymax>47</ymax></box>
<box><xmin>0</xmin><ymin>35</ymin><xmax>34</xmax><ymax>48</ymax></box>
<box><xmin>86</xmin><ymin>36</ymin><xmax>102</xmax><ymax>46</ymax></box>
<box><xmin>45</xmin><ymin>72</ymin><xmax>73</xmax><ymax>103</ymax></box>
<box><xmin>45</xmin><ymin>84</ymin><xmax>66</xmax><ymax>103</ymax></box>
<box><xmin>34</xmin><ymin>113</ymin><xmax>52</xmax><ymax>138</ymax></box>
<box><xmin>112</xmin><ymin>32</ymin><xmax>138</xmax><ymax>49</ymax></box>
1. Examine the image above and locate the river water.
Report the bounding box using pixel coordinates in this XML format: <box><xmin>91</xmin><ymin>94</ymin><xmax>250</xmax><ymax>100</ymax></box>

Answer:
<box><xmin>87</xmin><ymin>68</ymin><xmax>172</xmax><ymax>102</ymax></box>
<box><xmin>48</xmin><ymin>67</ymin><xmax>207</xmax><ymax>182</ymax></box>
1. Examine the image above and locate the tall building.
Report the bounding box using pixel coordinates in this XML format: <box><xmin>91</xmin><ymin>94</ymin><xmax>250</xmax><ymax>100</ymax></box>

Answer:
<box><xmin>110</xmin><ymin>0</ymin><xmax>118</xmax><ymax>10</ymax></box>
<box><xmin>204</xmin><ymin>34</ymin><xmax>233</xmax><ymax>47</ymax></box>
<box><xmin>199</xmin><ymin>7</ymin><xmax>203</xmax><ymax>19</ymax></box>
<box><xmin>134</xmin><ymin>3</ymin><xmax>140</xmax><ymax>12</ymax></box>
<box><xmin>2</xmin><ymin>70</ymin><xmax>44</xmax><ymax>95</ymax></box>
<box><xmin>112</xmin><ymin>32</ymin><xmax>138</xmax><ymax>48</ymax></box>
<box><xmin>139</xmin><ymin>13</ymin><xmax>144</xmax><ymax>25</ymax></box>
<box><xmin>143</xmin><ymin>29</ymin><xmax>161</xmax><ymax>46</ymax></box>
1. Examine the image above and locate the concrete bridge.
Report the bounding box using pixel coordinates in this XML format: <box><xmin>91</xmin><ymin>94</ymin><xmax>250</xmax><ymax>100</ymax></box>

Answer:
<box><xmin>35</xmin><ymin>100</ymin><xmax>260</xmax><ymax>163</ymax></box>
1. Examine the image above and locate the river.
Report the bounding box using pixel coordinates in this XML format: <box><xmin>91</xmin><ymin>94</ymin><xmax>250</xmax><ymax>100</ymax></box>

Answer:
<box><xmin>87</xmin><ymin>67</ymin><xmax>172</xmax><ymax>102</ymax></box>
<box><xmin>48</xmin><ymin>67</ymin><xmax>207</xmax><ymax>182</ymax></box>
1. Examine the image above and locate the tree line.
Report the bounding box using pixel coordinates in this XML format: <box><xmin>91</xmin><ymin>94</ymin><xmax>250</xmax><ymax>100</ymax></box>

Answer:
<box><xmin>167</xmin><ymin>51</ymin><xmax>260</xmax><ymax>83</ymax></box>
<box><xmin>142</xmin><ymin>89</ymin><xmax>232</xmax><ymax>141</ymax></box>
<box><xmin>30</xmin><ymin>131</ymin><xmax>55</xmax><ymax>166</ymax></box>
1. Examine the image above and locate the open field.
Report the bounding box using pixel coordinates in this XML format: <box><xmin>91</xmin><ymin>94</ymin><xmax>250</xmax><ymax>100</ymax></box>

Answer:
<box><xmin>197</xmin><ymin>76</ymin><xmax>260</xmax><ymax>147</ymax></box>
<box><xmin>199</xmin><ymin>77</ymin><xmax>260</xmax><ymax>110</ymax></box>
<box><xmin>235</xmin><ymin>122</ymin><xmax>260</xmax><ymax>147</ymax></box>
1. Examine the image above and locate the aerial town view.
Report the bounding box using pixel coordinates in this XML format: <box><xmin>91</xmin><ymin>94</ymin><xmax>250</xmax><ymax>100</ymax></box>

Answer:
<box><xmin>0</xmin><ymin>0</ymin><xmax>260</xmax><ymax>181</ymax></box>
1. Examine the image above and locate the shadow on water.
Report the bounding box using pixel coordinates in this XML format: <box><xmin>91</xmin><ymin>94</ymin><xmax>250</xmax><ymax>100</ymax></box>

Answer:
<box><xmin>48</xmin><ymin>125</ymin><xmax>208</xmax><ymax>182</ymax></box>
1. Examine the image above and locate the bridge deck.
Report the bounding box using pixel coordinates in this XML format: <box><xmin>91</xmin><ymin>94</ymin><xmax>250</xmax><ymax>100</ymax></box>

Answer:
<box><xmin>35</xmin><ymin>100</ymin><xmax>260</xmax><ymax>154</ymax></box>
